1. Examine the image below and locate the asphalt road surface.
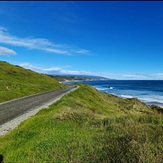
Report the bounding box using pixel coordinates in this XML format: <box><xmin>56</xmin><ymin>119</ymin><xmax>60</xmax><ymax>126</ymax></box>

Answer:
<box><xmin>0</xmin><ymin>86</ymin><xmax>77</xmax><ymax>126</ymax></box>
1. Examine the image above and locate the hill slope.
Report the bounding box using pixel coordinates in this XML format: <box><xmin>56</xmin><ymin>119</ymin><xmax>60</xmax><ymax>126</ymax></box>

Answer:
<box><xmin>0</xmin><ymin>61</ymin><xmax>65</xmax><ymax>102</ymax></box>
<box><xmin>0</xmin><ymin>84</ymin><xmax>162</xmax><ymax>162</ymax></box>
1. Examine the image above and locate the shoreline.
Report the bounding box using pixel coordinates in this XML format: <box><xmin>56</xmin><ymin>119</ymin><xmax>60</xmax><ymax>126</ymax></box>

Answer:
<box><xmin>63</xmin><ymin>80</ymin><xmax>163</xmax><ymax>109</ymax></box>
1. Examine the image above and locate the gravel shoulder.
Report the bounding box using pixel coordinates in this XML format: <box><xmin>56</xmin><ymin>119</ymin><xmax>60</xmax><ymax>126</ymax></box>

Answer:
<box><xmin>0</xmin><ymin>86</ymin><xmax>78</xmax><ymax>136</ymax></box>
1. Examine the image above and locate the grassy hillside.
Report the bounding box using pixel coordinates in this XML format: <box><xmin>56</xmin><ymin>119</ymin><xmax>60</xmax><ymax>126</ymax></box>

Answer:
<box><xmin>0</xmin><ymin>84</ymin><xmax>163</xmax><ymax>162</ymax></box>
<box><xmin>0</xmin><ymin>61</ymin><xmax>66</xmax><ymax>102</ymax></box>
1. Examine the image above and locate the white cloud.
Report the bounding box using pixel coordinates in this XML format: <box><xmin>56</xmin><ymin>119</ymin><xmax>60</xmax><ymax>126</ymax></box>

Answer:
<box><xmin>0</xmin><ymin>46</ymin><xmax>16</xmax><ymax>55</ymax></box>
<box><xmin>19</xmin><ymin>62</ymin><xmax>99</xmax><ymax>76</ymax></box>
<box><xmin>121</xmin><ymin>74</ymin><xmax>148</xmax><ymax>79</ymax></box>
<box><xmin>17</xmin><ymin>62</ymin><xmax>163</xmax><ymax>80</ymax></box>
<box><xmin>76</xmin><ymin>49</ymin><xmax>90</xmax><ymax>54</ymax></box>
<box><xmin>0</xmin><ymin>27</ymin><xmax>90</xmax><ymax>55</ymax></box>
<box><xmin>151</xmin><ymin>73</ymin><xmax>163</xmax><ymax>80</ymax></box>
<box><xmin>112</xmin><ymin>73</ymin><xmax>163</xmax><ymax>80</ymax></box>
<box><xmin>0</xmin><ymin>26</ymin><xmax>7</xmax><ymax>32</ymax></box>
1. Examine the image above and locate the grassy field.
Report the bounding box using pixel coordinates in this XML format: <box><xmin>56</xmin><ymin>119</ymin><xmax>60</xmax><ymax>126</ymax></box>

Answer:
<box><xmin>0</xmin><ymin>84</ymin><xmax>163</xmax><ymax>162</ymax></box>
<box><xmin>0</xmin><ymin>61</ymin><xmax>66</xmax><ymax>103</ymax></box>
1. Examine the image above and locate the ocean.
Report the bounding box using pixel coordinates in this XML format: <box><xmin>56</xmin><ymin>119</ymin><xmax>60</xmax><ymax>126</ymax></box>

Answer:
<box><xmin>64</xmin><ymin>80</ymin><xmax>163</xmax><ymax>107</ymax></box>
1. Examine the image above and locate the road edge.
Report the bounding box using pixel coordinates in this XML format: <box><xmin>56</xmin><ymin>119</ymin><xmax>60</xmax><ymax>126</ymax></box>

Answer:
<box><xmin>0</xmin><ymin>86</ymin><xmax>79</xmax><ymax>136</ymax></box>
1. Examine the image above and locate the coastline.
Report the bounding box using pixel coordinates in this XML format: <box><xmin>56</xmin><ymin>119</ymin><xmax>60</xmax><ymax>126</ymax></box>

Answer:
<box><xmin>62</xmin><ymin>80</ymin><xmax>163</xmax><ymax>109</ymax></box>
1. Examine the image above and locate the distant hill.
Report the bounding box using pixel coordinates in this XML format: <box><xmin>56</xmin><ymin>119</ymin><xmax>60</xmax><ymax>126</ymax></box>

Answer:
<box><xmin>0</xmin><ymin>61</ymin><xmax>65</xmax><ymax>102</ymax></box>
<box><xmin>48</xmin><ymin>74</ymin><xmax>111</xmax><ymax>82</ymax></box>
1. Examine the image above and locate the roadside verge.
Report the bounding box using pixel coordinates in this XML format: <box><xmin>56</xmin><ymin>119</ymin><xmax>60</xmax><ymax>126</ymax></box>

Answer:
<box><xmin>0</xmin><ymin>86</ymin><xmax>79</xmax><ymax>136</ymax></box>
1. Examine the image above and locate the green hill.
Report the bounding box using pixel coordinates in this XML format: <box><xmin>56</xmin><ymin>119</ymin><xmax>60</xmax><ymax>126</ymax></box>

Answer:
<box><xmin>0</xmin><ymin>61</ymin><xmax>65</xmax><ymax>102</ymax></box>
<box><xmin>0</xmin><ymin>84</ymin><xmax>163</xmax><ymax>162</ymax></box>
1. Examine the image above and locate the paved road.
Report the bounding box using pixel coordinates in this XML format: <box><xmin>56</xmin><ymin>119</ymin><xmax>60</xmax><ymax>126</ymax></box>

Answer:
<box><xmin>0</xmin><ymin>86</ymin><xmax>77</xmax><ymax>126</ymax></box>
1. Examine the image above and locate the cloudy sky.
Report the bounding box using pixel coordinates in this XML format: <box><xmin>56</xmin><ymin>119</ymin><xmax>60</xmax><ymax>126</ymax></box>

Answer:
<box><xmin>0</xmin><ymin>1</ymin><xmax>163</xmax><ymax>79</ymax></box>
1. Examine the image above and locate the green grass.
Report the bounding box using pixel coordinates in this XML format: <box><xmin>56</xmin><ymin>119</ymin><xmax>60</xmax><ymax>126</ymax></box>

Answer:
<box><xmin>0</xmin><ymin>61</ymin><xmax>66</xmax><ymax>102</ymax></box>
<box><xmin>0</xmin><ymin>84</ymin><xmax>163</xmax><ymax>162</ymax></box>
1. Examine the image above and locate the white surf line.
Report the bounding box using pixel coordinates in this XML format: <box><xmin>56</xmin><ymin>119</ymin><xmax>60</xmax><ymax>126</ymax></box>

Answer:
<box><xmin>0</xmin><ymin>86</ymin><xmax>79</xmax><ymax>136</ymax></box>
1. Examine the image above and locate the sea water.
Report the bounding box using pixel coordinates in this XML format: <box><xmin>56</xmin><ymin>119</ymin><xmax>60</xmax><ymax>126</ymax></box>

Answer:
<box><xmin>64</xmin><ymin>80</ymin><xmax>163</xmax><ymax>107</ymax></box>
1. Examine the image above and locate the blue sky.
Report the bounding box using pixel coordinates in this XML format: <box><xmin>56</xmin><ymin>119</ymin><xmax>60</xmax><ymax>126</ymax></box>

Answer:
<box><xmin>0</xmin><ymin>1</ymin><xmax>163</xmax><ymax>79</ymax></box>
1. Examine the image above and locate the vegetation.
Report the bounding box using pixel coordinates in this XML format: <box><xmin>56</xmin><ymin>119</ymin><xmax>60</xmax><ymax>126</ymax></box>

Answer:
<box><xmin>0</xmin><ymin>84</ymin><xmax>163</xmax><ymax>162</ymax></box>
<box><xmin>48</xmin><ymin>75</ymin><xmax>79</xmax><ymax>82</ymax></box>
<box><xmin>0</xmin><ymin>61</ymin><xmax>66</xmax><ymax>102</ymax></box>
<box><xmin>48</xmin><ymin>74</ymin><xmax>108</xmax><ymax>82</ymax></box>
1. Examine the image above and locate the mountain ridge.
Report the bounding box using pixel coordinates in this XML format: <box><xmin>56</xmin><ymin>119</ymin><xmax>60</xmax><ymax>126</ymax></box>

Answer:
<box><xmin>48</xmin><ymin>74</ymin><xmax>114</xmax><ymax>82</ymax></box>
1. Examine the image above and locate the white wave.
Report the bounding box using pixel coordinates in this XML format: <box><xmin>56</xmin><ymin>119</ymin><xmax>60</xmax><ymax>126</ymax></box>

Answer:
<box><xmin>120</xmin><ymin>95</ymin><xmax>134</xmax><ymax>99</ymax></box>
<box><xmin>120</xmin><ymin>94</ymin><xmax>163</xmax><ymax>106</ymax></box>
<box><xmin>94</xmin><ymin>87</ymin><xmax>108</xmax><ymax>91</ymax></box>
<box><xmin>138</xmin><ymin>95</ymin><xmax>163</xmax><ymax>104</ymax></box>
<box><xmin>94</xmin><ymin>85</ymin><xmax>163</xmax><ymax>107</ymax></box>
